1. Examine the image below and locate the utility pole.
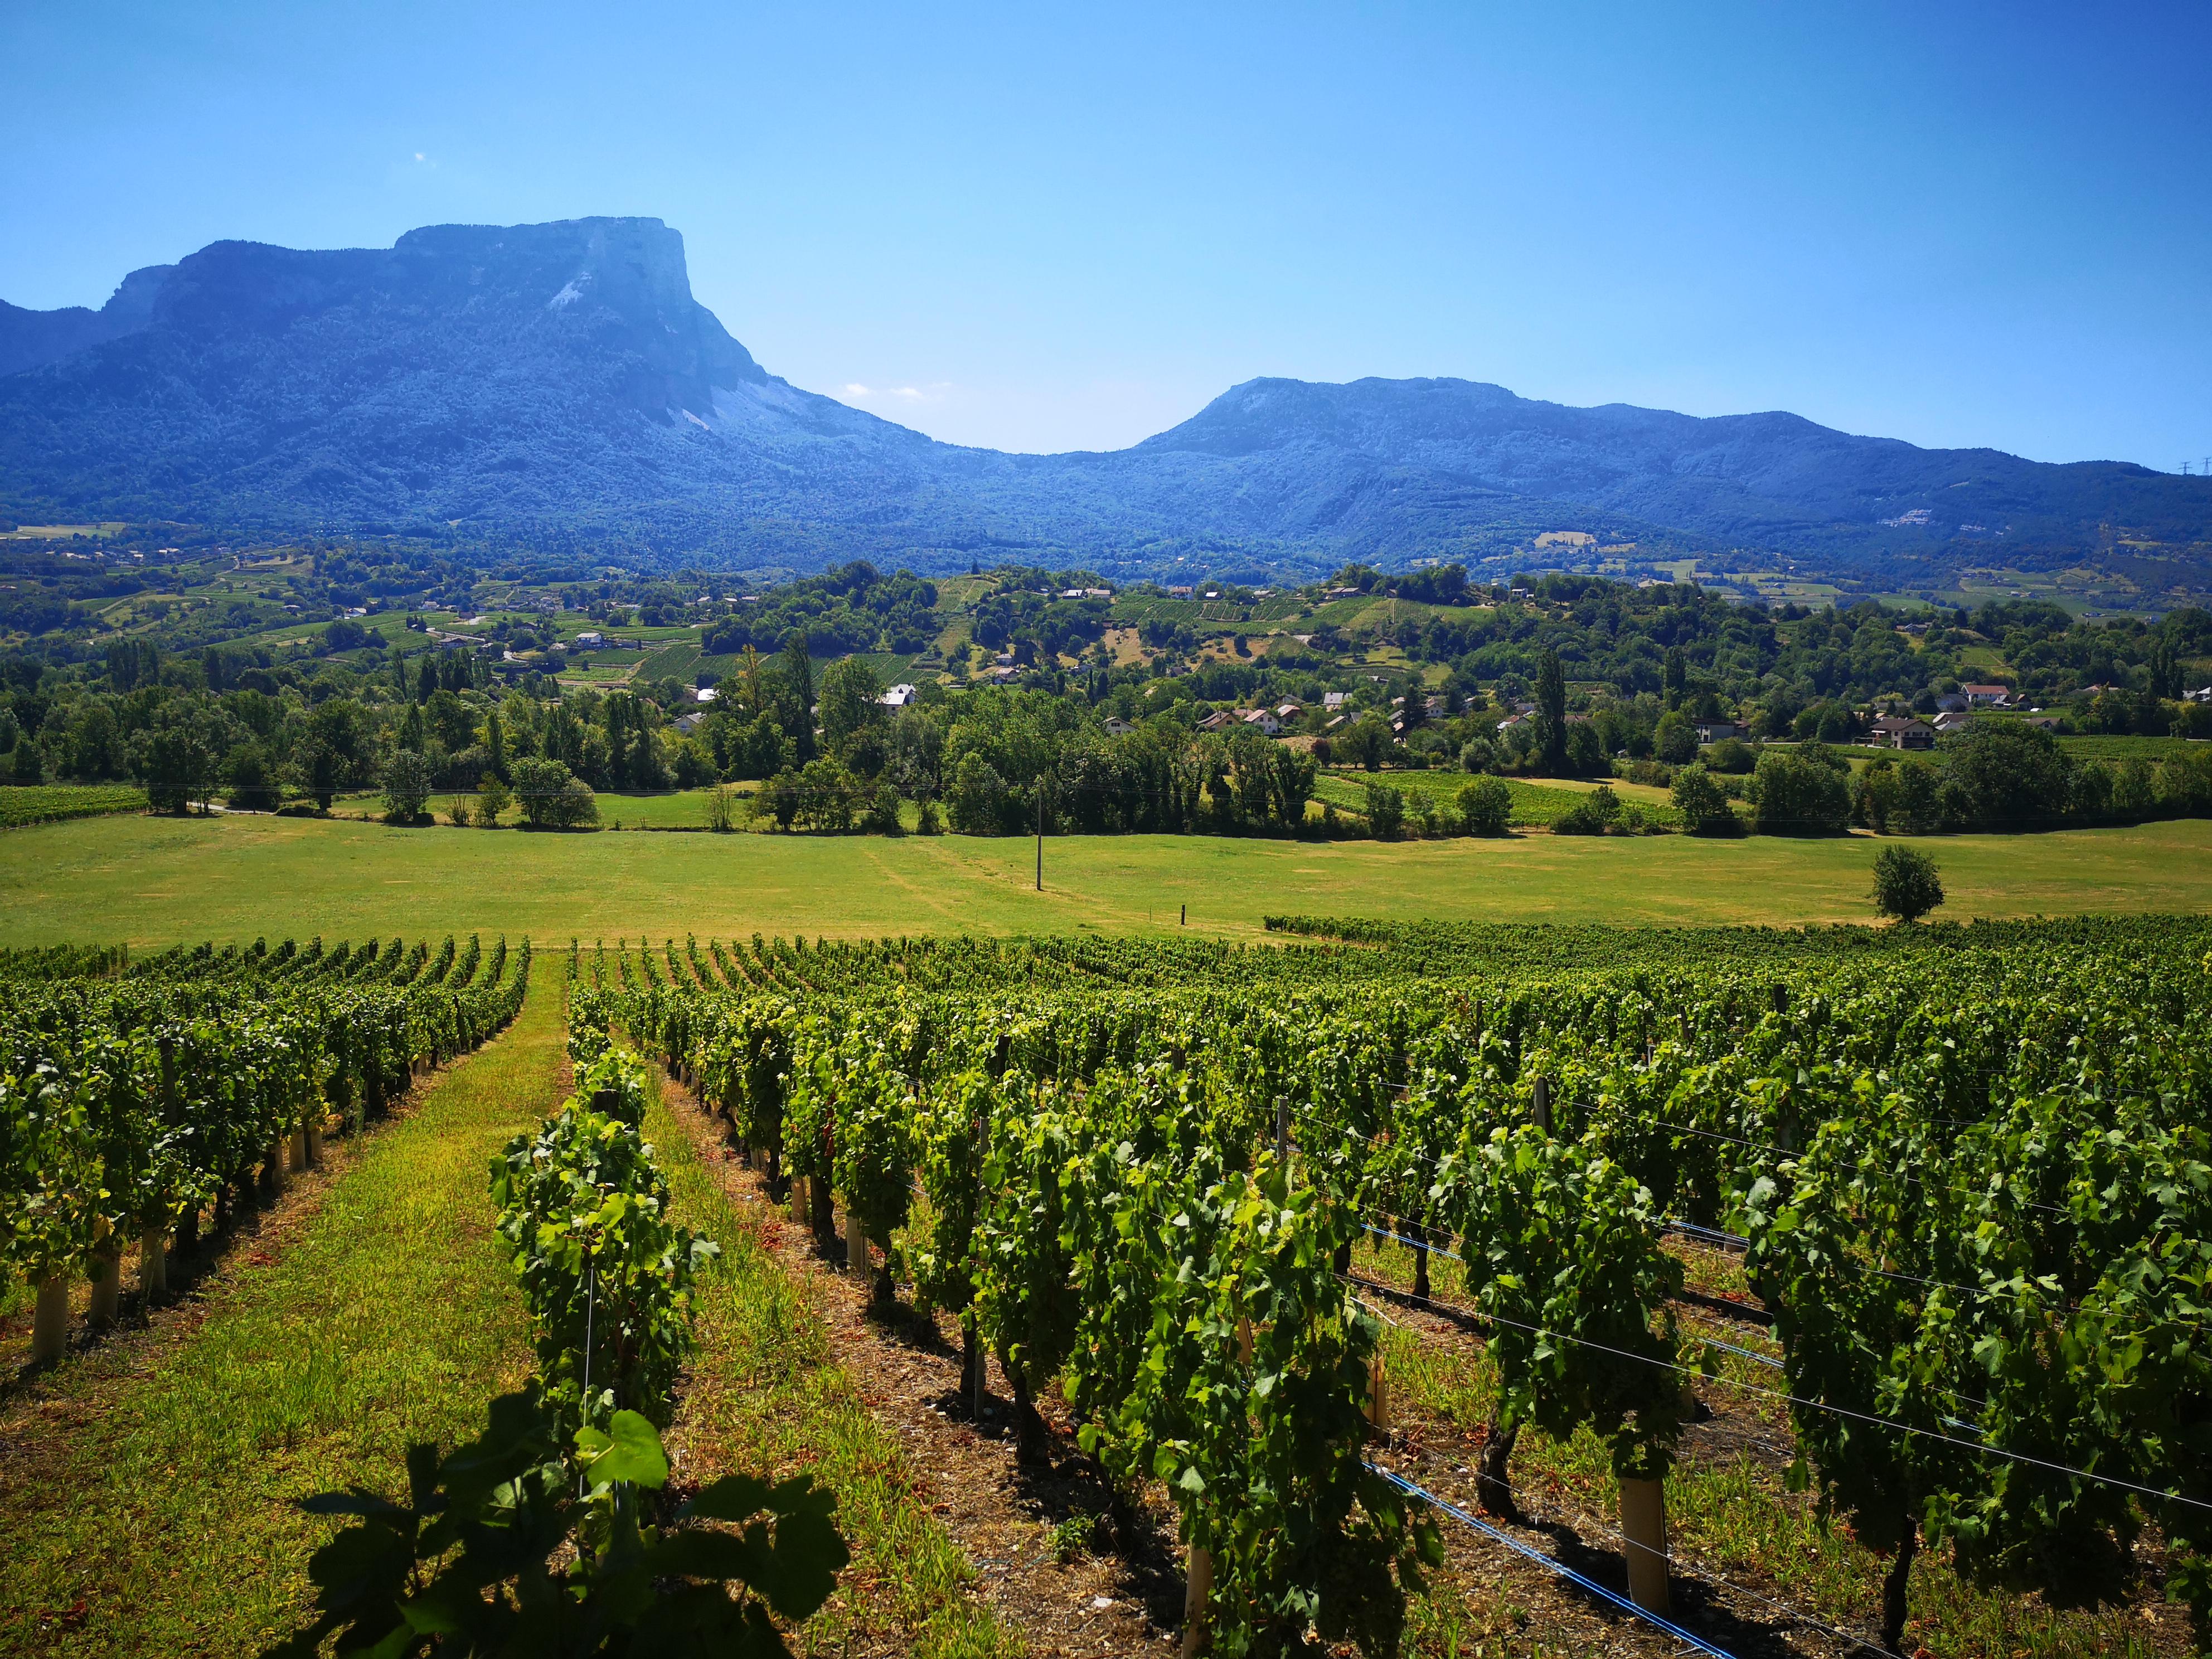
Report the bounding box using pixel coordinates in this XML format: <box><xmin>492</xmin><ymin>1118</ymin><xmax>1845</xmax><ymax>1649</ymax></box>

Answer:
<box><xmin>1035</xmin><ymin>775</ymin><xmax>1045</xmax><ymax>891</ymax></box>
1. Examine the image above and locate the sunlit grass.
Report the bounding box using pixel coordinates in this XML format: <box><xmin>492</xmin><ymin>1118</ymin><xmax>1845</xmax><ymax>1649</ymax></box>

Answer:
<box><xmin>7</xmin><ymin>811</ymin><xmax>2212</xmax><ymax>949</ymax></box>
<box><xmin>642</xmin><ymin>1070</ymin><xmax>1018</xmax><ymax>1658</ymax></box>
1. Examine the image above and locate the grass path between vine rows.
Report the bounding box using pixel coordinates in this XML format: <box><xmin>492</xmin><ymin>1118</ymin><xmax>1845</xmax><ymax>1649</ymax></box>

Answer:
<box><xmin>0</xmin><ymin>976</ymin><xmax>565</xmax><ymax>1658</ymax></box>
<box><xmin>641</xmin><ymin>1065</ymin><xmax>1027</xmax><ymax>1659</ymax></box>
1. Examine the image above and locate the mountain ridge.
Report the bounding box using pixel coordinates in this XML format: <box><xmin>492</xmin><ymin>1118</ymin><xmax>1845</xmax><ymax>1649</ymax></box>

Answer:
<box><xmin>2</xmin><ymin>215</ymin><xmax>2205</xmax><ymax>581</ymax></box>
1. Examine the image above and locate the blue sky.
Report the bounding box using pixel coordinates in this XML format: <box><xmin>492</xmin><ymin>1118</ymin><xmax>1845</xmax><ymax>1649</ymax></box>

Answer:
<box><xmin>3</xmin><ymin>1</ymin><xmax>2206</xmax><ymax>465</ymax></box>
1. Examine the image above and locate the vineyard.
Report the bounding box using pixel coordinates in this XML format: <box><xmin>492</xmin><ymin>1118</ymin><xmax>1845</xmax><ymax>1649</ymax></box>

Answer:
<box><xmin>1</xmin><ymin>932</ymin><xmax>531</xmax><ymax>1361</ymax></box>
<box><xmin>569</xmin><ymin>915</ymin><xmax>2212</xmax><ymax>1657</ymax></box>
<box><xmin>5</xmin><ymin>914</ymin><xmax>2212</xmax><ymax>1656</ymax></box>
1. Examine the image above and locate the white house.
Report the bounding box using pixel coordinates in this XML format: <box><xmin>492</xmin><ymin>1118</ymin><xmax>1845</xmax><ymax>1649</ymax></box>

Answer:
<box><xmin>1323</xmin><ymin>691</ymin><xmax>1351</xmax><ymax>711</ymax></box>
<box><xmin>1242</xmin><ymin>709</ymin><xmax>1284</xmax><ymax>735</ymax></box>
<box><xmin>1962</xmin><ymin>683</ymin><xmax>2012</xmax><ymax>708</ymax></box>
<box><xmin>878</xmin><ymin>683</ymin><xmax>919</xmax><ymax>709</ymax></box>
<box><xmin>1868</xmin><ymin>715</ymin><xmax>1936</xmax><ymax>750</ymax></box>
<box><xmin>1103</xmin><ymin>716</ymin><xmax>1136</xmax><ymax>737</ymax></box>
<box><xmin>1695</xmin><ymin>720</ymin><xmax>1745</xmax><ymax>744</ymax></box>
<box><xmin>574</xmin><ymin>630</ymin><xmax>605</xmax><ymax>649</ymax></box>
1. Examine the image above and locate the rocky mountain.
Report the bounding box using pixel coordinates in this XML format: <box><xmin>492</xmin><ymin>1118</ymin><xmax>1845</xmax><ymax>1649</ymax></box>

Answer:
<box><xmin>0</xmin><ymin>264</ymin><xmax>172</xmax><ymax>380</ymax></box>
<box><xmin>1</xmin><ymin>216</ymin><xmax>2205</xmax><ymax>579</ymax></box>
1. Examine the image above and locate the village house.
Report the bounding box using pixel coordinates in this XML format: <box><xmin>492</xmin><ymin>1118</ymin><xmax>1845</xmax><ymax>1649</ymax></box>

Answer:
<box><xmin>1241</xmin><ymin>708</ymin><xmax>1284</xmax><ymax>735</ymax></box>
<box><xmin>877</xmin><ymin>682</ymin><xmax>919</xmax><ymax>709</ymax></box>
<box><xmin>1868</xmin><ymin>715</ymin><xmax>1936</xmax><ymax>750</ymax></box>
<box><xmin>1102</xmin><ymin>715</ymin><xmax>1136</xmax><ymax>738</ymax></box>
<box><xmin>1695</xmin><ymin>720</ymin><xmax>1745</xmax><ymax>744</ymax></box>
<box><xmin>1962</xmin><ymin>683</ymin><xmax>2012</xmax><ymax>708</ymax></box>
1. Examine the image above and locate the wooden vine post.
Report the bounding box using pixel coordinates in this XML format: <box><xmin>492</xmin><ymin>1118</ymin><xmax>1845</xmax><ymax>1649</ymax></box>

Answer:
<box><xmin>87</xmin><ymin>1229</ymin><xmax>120</xmax><ymax>1328</ymax></box>
<box><xmin>1365</xmin><ymin>1352</ymin><xmax>1391</xmax><ymax>1435</ymax></box>
<box><xmin>31</xmin><ymin>1269</ymin><xmax>70</xmax><ymax>1363</ymax></box>
<box><xmin>1618</xmin><ymin>1475</ymin><xmax>1671</xmax><ymax>1614</ymax></box>
<box><xmin>140</xmin><ymin>1219</ymin><xmax>168</xmax><ymax>1298</ymax></box>
<box><xmin>1181</xmin><ymin>1539</ymin><xmax>1213</xmax><ymax>1657</ymax></box>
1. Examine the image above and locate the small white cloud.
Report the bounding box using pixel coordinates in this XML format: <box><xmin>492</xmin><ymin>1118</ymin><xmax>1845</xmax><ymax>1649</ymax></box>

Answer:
<box><xmin>414</xmin><ymin>152</ymin><xmax>425</xmax><ymax>161</ymax></box>
<box><xmin>842</xmin><ymin>381</ymin><xmax>951</xmax><ymax>405</ymax></box>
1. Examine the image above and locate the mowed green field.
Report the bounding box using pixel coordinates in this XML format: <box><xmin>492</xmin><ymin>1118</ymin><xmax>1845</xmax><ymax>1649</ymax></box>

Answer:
<box><xmin>4</xmin><ymin>811</ymin><xmax>2211</xmax><ymax>944</ymax></box>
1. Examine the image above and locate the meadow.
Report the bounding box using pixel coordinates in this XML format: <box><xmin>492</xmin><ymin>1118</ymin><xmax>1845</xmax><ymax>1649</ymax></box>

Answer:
<box><xmin>4</xmin><ymin>808</ymin><xmax>2211</xmax><ymax>946</ymax></box>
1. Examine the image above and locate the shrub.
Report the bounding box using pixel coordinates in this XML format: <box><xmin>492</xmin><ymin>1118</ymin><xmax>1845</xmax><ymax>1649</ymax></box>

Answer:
<box><xmin>1363</xmin><ymin>781</ymin><xmax>1406</xmax><ymax>841</ymax></box>
<box><xmin>1552</xmin><ymin>785</ymin><xmax>1623</xmax><ymax>836</ymax></box>
<box><xmin>1705</xmin><ymin>737</ymin><xmax>1756</xmax><ymax>774</ymax></box>
<box><xmin>381</xmin><ymin>750</ymin><xmax>432</xmax><ymax>826</ymax></box>
<box><xmin>1457</xmin><ymin>775</ymin><xmax>1512</xmax><ymax>836</ymax></box>
<box><xmin>1670</xmin><ymin>764</ymin><xmax>1740</xmax><ymax>836</ymax></box>
<box><xmin>513</xmin><ymin>756</ymin><xmax>598</xmax><ymax>830</ymax></box>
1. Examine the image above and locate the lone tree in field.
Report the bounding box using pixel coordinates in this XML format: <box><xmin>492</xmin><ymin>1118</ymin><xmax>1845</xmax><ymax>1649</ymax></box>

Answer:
<box><xmin>1872</xmin><ymin>845</ymin><xmax>1944</xmax><ymax>924</ymax></box>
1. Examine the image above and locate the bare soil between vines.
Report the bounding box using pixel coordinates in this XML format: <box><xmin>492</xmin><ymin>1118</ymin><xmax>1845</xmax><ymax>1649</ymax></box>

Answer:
<box><xmin>655</xmin><ymin>1065</ymin><xmax>1187</xmax><ymax>1658</ymax></box>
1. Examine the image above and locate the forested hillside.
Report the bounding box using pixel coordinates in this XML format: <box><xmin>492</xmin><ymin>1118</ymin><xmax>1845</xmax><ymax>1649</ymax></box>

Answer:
<box><xmin>5</xmin><ymin>558</ymin><xmax>2208</xmax><ymax>844</ymax></box>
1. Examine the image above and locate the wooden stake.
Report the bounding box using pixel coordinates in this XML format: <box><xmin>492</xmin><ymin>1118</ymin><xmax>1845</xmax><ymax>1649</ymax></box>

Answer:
<box><xmin>1181</xmin><ymin>1542</ymin><xmax>1212</xmax><ymax>1657</ymax></box>
<box><xmin>1366</xmin><ymin>1353</ymin><xmax>1391</xmax><ymax>1434</ymax></box>
<box><xmin>32</xmin><ymin>1271</ymin><xmax>69</xmax><ymax>1362</ymax></box>
<box><xmin>88</xmin><ymin>1243</ymin><xmax>121</xmax><ymax>1328</ymax></box>
<box><xmin>1619</xmin><ymin>1476</ymin><xmax>1670</xmax><ymax>1614</ymax></box>
<box><xmin>140</xmin><ymin>1223</ymin><xmax>168</xmax><ymax>1298</ymax></box>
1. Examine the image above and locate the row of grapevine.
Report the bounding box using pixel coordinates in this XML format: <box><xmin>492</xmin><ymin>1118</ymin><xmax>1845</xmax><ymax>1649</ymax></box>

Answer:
<box><xmin>272</xmin><ymin>1021</ymin><xmax>848</xmax><ymax>1657</ymax></box>
<box><xmin>490</xmin><ymin>1042</ymin><xmax>719</xmax><ymax>1437</ymax></box>
<box><xmin>1</xmin><ymin>935</ymin><xmax>530</xmax><ymax>1361</ymax></box>
<box><xmin>577</xmin><ymin>951</ymin><xmax>1445</xmax><ymax>1655</ymax></box>
<box><xmin>580</xmin><ymin>914</ymin><xmax>2212</xmax><ymax>1653</ymax></box>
